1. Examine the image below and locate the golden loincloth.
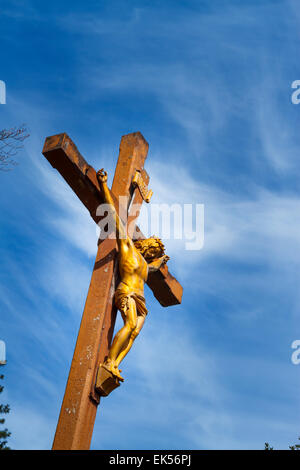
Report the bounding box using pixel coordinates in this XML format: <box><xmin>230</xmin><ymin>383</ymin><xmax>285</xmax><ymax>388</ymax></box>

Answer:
<box><xmin>114</xmin><ymin>284</ymin><xmax>148</xmax><ymax>318</ymax></box>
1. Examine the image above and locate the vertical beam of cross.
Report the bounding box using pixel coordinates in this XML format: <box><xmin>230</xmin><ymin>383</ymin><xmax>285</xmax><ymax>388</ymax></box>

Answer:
<box><xmin>51</xmin><ymin>133</ymin><xmax>149</xmax><ymax>450</ymax></box>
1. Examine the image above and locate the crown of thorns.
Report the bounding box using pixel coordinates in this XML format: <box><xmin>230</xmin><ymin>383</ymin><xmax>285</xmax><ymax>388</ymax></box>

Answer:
<box><xmin>134</xmin><ymin>236</ymin><xmax>165</xmax><ymax>260</ymax></box>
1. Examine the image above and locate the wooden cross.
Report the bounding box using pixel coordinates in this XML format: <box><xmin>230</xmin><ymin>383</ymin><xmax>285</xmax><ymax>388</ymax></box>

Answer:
<box><xmin>42</xmin><ymin>132</ymin><xmax>183</xmax><ymax>450</ymax></box>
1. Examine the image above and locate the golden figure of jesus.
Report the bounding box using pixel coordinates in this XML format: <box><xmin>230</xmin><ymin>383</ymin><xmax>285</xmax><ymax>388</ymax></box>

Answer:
<box><xmin>96</xmin><ymin>169</ymin><xmax>170</xmax><ymax>382</ymax></box>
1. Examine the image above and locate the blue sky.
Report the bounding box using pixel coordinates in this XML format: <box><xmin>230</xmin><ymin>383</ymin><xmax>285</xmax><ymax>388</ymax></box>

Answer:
<box><xmin>1</xmin><ymin>0</ymin><xmax>300</xmax><ymax>450</ymax></box>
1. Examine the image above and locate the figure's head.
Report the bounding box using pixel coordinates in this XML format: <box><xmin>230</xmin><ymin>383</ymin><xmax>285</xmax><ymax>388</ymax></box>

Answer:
<box><xmin>134</xmin><ymin>236</ymin><xmax>165</xmax><ymax>262</ymax></box>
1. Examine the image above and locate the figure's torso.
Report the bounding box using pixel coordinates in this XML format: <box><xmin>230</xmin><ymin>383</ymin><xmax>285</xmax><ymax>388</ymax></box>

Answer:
<box><xmin>117</xmin><ymin>238</ymin><xmax>148</xmax><ymax>296</ymax></box>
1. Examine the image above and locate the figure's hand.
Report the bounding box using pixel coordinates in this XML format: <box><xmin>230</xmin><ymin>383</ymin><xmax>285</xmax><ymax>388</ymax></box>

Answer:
<box><xmin>148</xmin><ymin>254</ymin><xmax>170</xmax><ymax>273</ymax></box>
<box><xmin>161</xmin><ymin>255</ymin><xmax>170</xmax><ymax>266</ymax></box>
<box><xmin>97</xmin><ymin>168</ymin><xmax>108</xmax><ymax>183</ymax></box>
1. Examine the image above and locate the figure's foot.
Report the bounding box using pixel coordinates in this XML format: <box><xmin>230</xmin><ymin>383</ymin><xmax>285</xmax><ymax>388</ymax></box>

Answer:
<box><xmin>102</xmin><ymin>360</ymin><xmax>124</xmax><ymax>382</ymax></box>
<box><xmin>102</xmin><ymin>360</ymin><xmax>115</xmax><ymax>375</ymax></box>
<box><xmin>113</xmin><ymin>364</ymin><xmax>124</xmax><ymax>382</ymax></box>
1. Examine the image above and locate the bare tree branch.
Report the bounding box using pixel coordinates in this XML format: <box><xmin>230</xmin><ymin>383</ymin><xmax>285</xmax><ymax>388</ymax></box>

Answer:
<box><xmin>0</xmin><ymin>125</ymin><xmax>30</xmax><ymax>171</ymax></box>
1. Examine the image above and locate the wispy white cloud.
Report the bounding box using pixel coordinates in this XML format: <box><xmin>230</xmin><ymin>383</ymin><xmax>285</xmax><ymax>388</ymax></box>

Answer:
<box><xmin>138</xmin><ymin>159</ymin><xmax>300</xmax><ymax>282</ymax></box>
<box><xmin>38</xmin><ymin>246</ymin><xmax>92</xmax><ymax>312</ymax></box>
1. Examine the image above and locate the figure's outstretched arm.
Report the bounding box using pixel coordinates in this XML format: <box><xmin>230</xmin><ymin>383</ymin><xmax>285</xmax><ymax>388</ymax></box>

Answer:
<box><xmin>148</xmin><ymin>255</ymin><xmax>170</xmax><ymax>273</ymax></box>
<box><xmin>96</xmin><ymin>168</ymin><xmax>127</xmax><ymax>241</ymax></box>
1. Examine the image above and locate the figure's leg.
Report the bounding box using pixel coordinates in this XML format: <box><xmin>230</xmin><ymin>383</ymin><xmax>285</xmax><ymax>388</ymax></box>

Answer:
<box><xmin>105</xmin><ymin>298</ymin><xmax>137</xmax><ymax>380</ymax></box>
<box><xmin>115</xmin><ymin>315</ymin><xmax>145</xmax><ymax>368</ymax></box>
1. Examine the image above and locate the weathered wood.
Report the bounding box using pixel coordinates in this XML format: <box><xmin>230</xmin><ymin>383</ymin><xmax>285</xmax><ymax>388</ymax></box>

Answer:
<box><xmin>52</xmin><ymin>237</ymin><xmax>117</xmax><ymax>449</ymax></box>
